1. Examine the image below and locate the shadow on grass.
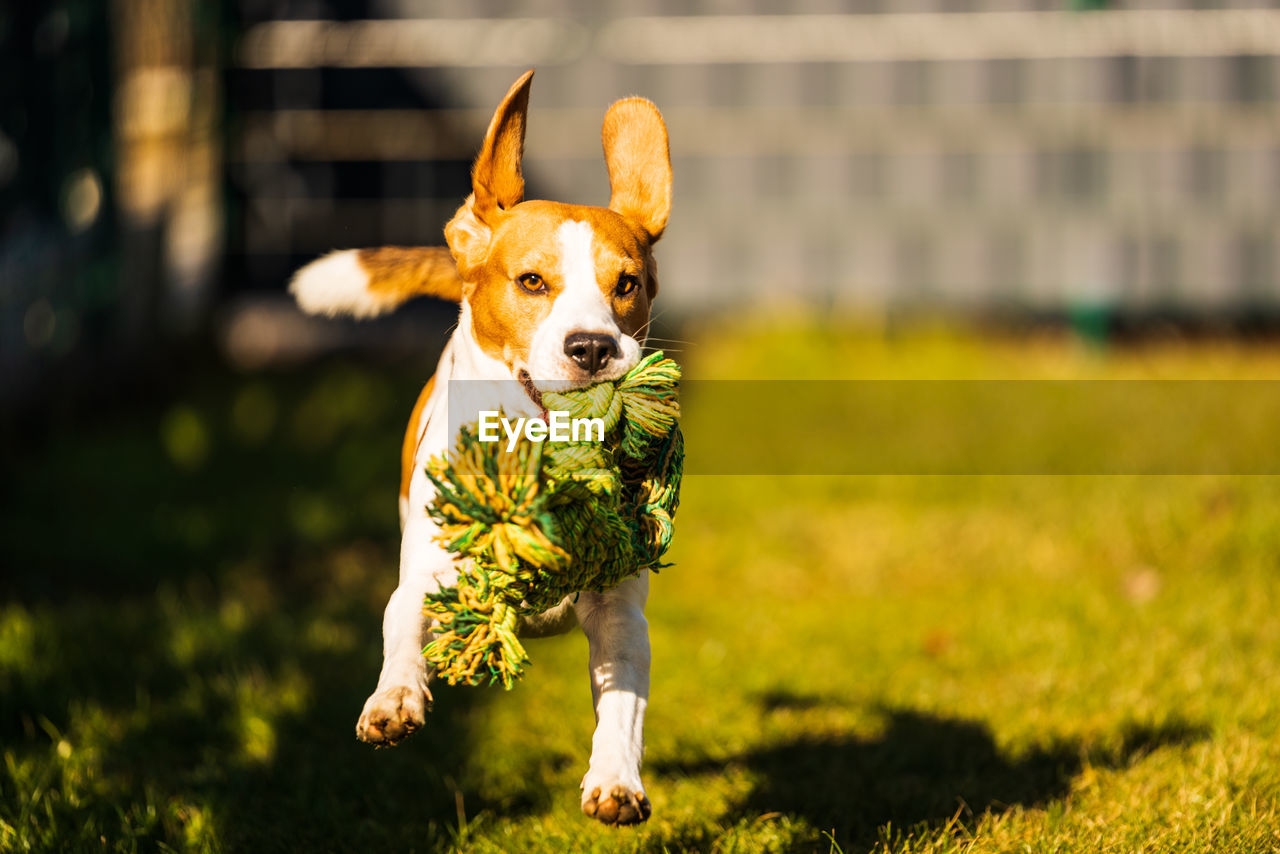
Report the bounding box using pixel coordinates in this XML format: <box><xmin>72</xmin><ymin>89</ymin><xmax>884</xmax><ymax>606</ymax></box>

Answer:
<box><xmin>0</xmin><ymin>560</ymin><xmax>522</xmax><ymax>852</ymax></box>
<box><xmin>0</xmin><ymin>356</ymin><xmax>536</xmax><ymax>851</ymax></box>
<box><xmin>657</xmin><ymin>692</ymin><xmax>1209</xmax><ymax>852</ymax></box>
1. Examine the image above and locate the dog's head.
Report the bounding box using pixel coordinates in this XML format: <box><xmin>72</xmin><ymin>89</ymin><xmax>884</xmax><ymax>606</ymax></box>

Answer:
<box><xmin>445</xmin><ymin>71</ymin><xmax>671</xmax><ymax>389</ymax></box>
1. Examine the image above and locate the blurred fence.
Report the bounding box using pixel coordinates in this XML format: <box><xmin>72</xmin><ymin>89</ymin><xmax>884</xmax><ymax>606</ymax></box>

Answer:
<box><xmin>2</xmin><ymin>0</ymin><xmax>223</xmax><ymax>409</ymax></box>
<box><xmin>232</xmin><ymin>1</ymin><xmax>1280</xmax><ymax>317</ymax></box>
<box><xmin>4</xmin><ymin>1</ymin><xmax>1280</xmax><ymax>410</ymax></box>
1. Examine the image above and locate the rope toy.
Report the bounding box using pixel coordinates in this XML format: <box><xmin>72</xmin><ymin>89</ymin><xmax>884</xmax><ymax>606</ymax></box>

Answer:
<box><xmin>421</xmin><ymin>352</ymin><xmax>683</xmax><ymax>689</ymax></box>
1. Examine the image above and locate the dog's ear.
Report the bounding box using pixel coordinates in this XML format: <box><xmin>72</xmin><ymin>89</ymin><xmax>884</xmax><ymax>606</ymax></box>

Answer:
<box><xmin>444</xmin><ymin>194</ymin><xmax>490</xmax><ymax>283</ymax></box>
<box><xmin>472</xmin><ymin>69</ymin><xmax>533</xmax><ymax>219</ymax></box>
<box><xmin>603</xmin><ymin>97</ymin><xmax>671</xmax><ymax>243</ymax></box>
<box><xmin>446</xmin><ymin>70</ymin><xmax>534</xmax><ymax>280</ymax></box>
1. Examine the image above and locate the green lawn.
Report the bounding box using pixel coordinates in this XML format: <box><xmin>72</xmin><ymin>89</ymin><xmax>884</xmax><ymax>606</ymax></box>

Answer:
<box><xmin>4</xmin><ymin>317</ymin><xmax>1280</xmax><ymax>852</ymax></box>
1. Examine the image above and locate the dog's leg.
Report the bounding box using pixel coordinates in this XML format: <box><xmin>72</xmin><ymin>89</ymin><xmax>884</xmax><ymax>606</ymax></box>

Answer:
<box><xmin>356</xmin><ymin>516</ymin><xmax>455</xmax><ymax>745</ymax></box>
<box><xmin>575</xmin><ymin>574</ymin><xmax>653</xmax><ymax>825</ymax></box>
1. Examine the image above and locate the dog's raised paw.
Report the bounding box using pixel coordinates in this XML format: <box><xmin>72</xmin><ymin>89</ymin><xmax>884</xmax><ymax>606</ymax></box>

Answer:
<box><xmin>356</xmin><ymin>685</ymin><xmax>428</xmax><ymax>746</ymax></box>
<box><xmin>582</xmin><ymin>784</ymin><xmax>652</xmax><ymax>826</ymax></box>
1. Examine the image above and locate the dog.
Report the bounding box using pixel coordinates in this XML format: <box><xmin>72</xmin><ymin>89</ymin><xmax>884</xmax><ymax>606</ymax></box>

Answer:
<box><xmin>289</xmin><ymin>70</ymin><xmax>671</xmax><ymax>826</ymax></box>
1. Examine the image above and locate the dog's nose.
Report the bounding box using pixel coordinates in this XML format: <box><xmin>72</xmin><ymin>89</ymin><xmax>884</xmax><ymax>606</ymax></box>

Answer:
<box><xmin>563</xmin><ymin>332</ymin><xmax>620</xmax><ymax>374</ymax></box>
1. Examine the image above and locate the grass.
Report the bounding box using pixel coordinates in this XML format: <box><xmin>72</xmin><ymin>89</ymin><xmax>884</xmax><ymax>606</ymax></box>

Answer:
<box><xmin>4</xmin><ymin>314</ymin><xmax>1280</xmax><ymax>852</ymax></box>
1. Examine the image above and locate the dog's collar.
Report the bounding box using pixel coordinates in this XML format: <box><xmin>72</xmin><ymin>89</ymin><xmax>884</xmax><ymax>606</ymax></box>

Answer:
<box><xmin>517</xmin><ymin>369</ymin><xmax>547</xmax><ymax>419</ymax></box>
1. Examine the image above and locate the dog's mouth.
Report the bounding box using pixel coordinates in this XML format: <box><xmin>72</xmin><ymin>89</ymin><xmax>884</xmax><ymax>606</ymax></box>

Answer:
<box><xmin>517</xmin><ymin>369</ymin><xmax>544</xmax><ymax>410</ymax></box>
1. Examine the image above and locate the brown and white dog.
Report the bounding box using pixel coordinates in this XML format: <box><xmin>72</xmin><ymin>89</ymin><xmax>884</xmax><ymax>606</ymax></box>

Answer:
<box><xmin>289</xmin><ymin>70</ymin><xmax>671</xmax><ymax>826</ymax></box>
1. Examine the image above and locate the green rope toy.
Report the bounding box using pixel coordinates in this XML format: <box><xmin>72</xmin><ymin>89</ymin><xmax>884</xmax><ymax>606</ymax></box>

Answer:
<box><xmin>421</xmin><ymin>351</ymin><xmax>683</xmax><ymax>689</ymax></box>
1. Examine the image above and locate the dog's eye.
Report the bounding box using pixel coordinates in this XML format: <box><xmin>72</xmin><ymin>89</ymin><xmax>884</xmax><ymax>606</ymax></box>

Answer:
<box><xmin>517</xmin><ymin>272</ymin><xmax>546</xmax><ymax>294</ymax></box>
<box><xmin>616</xmin><ymin>274</ymin><xmax>640</xmax><ymax>297</ymax></box>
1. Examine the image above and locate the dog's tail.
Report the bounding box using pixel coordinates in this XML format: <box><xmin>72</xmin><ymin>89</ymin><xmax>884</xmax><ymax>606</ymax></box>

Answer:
<box><xmin>290</xmin><ymin>246</ymin><xmax>463</xmax><ymax>318</ymax></box>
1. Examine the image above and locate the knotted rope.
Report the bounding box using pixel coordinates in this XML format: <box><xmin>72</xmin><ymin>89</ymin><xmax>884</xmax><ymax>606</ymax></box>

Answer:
<box><xmin>421</xmin><ymin>352</ymin><xmax>683</xmax><ymax>688</ymax></box>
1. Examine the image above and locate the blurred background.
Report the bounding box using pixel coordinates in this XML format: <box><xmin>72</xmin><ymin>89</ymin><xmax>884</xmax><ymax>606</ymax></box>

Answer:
<box><xmin>5</xmin><ymin>0</ymin><xmax>1280</xmax><ymax>414</ymax></box>
<box><xmin>5</xmin><ymin>3</ymin><xmax>1280</xmax><ymax>851</ymax></box>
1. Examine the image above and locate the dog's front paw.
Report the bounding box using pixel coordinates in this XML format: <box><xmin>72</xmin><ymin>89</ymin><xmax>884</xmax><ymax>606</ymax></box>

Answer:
<box><xmin>356</xmin><ymin>685</ymin><xmax>429</xmax><ymax>745</ymax></box>
<box><xmin>581</xmin><ymin>781</ymin><xmax>652</xmax><ymax>826</ymax></box>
